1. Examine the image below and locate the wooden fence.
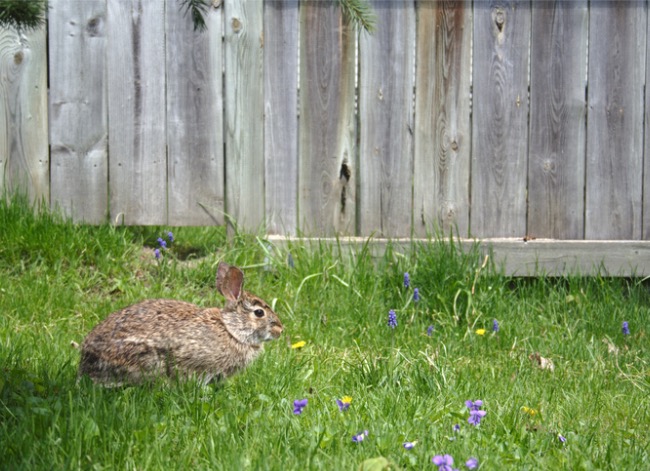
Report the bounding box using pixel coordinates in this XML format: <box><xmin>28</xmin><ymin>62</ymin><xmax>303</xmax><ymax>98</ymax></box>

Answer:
<box><xmin>2</xmin><ymin>0</ymin><xmax>650</xmax><ymax>273</ymax></box>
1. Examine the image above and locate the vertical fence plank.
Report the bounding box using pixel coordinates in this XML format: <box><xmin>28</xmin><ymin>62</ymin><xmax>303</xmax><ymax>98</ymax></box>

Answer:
<box><xmin>299</xmin><ymin>2</ymin><xmax>356</xmax><ymax>236</ymax></box>
<box><xmin>528</xmin><ymin>1</ymin><xmax>587</xmax><ymax>240</ymax></box>
<box><xmin>0</xmin><ymin>26</ymin><xmax>48</xmax><ymax>202</ymax></box>
<box><xmin>166</xmin><ymin>1</ymin><xmax>224</xmax><ymax>226</ymax></box>
<box><xmin>224</xmin><ymin>0</ymin><xmax>264</xmax><ymax>232</ymax></box>
<box><xmin>107</xmin><ymin>0</ymin><xmax>167</xmax><ymax>225</ymax></box>
<box><xmin>49</xmin><ymin>0</ymin><xmax>108</xmax><ymax>223</ymax></box>
<box><xmin>264</xmin><ymin>0</ymin><xmax>298</xmax><ymax>235</ymax></box>
<box><xmin>471</xmin><ymin>1</ymin><xmax>530</xmax><ymax>238</ymax></box>
<box><xmin>414</xmin><ymin>0</ymin><xmax>472</xmax><ymax>237</ymax></box>
<box><xmin>359</xmin><ymin>0</ymin><xmax>415</xmax><ymax>238</ymax></box>
<box><xmin>645</xmin><ymin>7</ymin><xmax>650</xmax><ymax>240</ymax></box>
<box><xmin>587</xmin><ymin>2</ymin><xmax>646</xmax><ymax>240</ymax></box>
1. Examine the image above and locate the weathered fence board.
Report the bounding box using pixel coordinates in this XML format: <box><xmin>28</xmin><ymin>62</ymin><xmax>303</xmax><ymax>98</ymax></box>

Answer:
<box><xmin>586</xmin><ymin>1</ymin><xmax>646</xmax><ymax>240</ymax></box>
<box><xmin>264</xmin><ymin>0</ymin><xmax>299</xmax><ymax>235</ymax></box>
<box><xmin>49</xmin><ymin>0</ymin><xmax>108</xmax><ymax>223</ymax></box>
<box><xmin>527</xmin><ymin>1</ymin><xmax>588</xmax><ymax>240</ymax></box>
<box><xmin>0</xmin><ymin>26</ymin><xmax>48</xmax><ymax>202</ymax></box>
<box><xmin>471</xmin><ymin>1</ymin><xmax>530</xmax><ymax>237</ymax></box>
<box><xmin>414</xmin><ymin>0</ymin><xmax>472</xmax><ymax>237</ymax></box>
<box><xmin>107</xmin><ymin>0</ymin><xmax>167</xmax><ymax>225</ymax></box>
<box><xmin>4</xmin><ymin>0</ymin><xmax>650</xmax><ymax>274</ymax></box>
<box><xmin>359</xmin><ymin>0</ymin><xmax>415</xmax><ymax>238</ymax></box>
<box><xmin>166</xmin><ymin>0</ymin><xmax>224</xmax><ymax>226</ymax></box>
<box><xmin>224</xmin><ymin>0</ymin><xmax>264</xmax><ymax>233</ymax></box>
<box><xmin>299</xmin><ymin>1</ymin><xmax>356</xmax><ymax>236</ymax></box>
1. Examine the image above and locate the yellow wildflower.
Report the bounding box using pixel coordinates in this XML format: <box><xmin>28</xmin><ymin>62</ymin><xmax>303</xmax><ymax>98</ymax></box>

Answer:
<box><xmin>341</xmin><ymin>395</ymin><xmax>353</xmax><ymax>404</ymax></box>
<box><xmin>291</xmin><ymin>340</ymin><xmax>306</xmax><ymax>349</ymax></box>
<box><xmin>521</xmin><ymin>406</ymin><xmax>538</xmax><ymax>416</ymax></box>
<box><xmin>475</xmin><ymin>328</ymin><xmax>486</xmax><ymax>336</ymax></box>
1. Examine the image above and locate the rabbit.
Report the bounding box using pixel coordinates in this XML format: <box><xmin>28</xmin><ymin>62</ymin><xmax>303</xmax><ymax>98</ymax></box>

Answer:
<box><xmin>78</xmin><ymin>262</ymin><xmax>283</xmax><ymax>386</ymax></box>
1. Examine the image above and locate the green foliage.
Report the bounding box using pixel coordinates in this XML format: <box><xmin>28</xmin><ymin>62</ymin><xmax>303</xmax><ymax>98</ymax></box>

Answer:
<box><xmin>0</xmin><ymin>195</ymin><xmax>648</xmax><ymax>469</ymax></box>
<box><xmin>338</xmin><ymin>0</ymin><xmax>376</xmax><ymax>33</ymax></box>
<box><xmin>0</xmin><ymin>0</ymin><xmax>46</xmax><ymax>31</ymax></box>
<box><xmin>178</xmin><ymin>0</ymin><xmax>210</xmax><ymax>32</ymax></box>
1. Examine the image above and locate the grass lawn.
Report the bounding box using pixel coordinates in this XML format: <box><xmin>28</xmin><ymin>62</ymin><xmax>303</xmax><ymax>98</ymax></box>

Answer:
<box><xmin>1</xmin><ymin>196</ymin><xmax>648</xmax><ymax>470</ymax></box>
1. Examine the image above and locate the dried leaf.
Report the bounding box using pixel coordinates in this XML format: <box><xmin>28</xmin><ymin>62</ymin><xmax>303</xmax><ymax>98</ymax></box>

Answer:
<box><xmin>529</xmin><ymin>352</ymin><xmax>555</xmax><ymax>371</ymax></box>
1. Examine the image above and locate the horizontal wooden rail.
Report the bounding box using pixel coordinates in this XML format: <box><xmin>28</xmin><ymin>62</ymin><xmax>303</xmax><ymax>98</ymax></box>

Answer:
<box><xmin>266</xmin><ymin>236</ymin><xmax>650</xmax><ymax>277</ymax></box>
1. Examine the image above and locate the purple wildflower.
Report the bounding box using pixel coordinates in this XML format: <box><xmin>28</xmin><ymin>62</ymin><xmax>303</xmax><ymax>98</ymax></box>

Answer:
<box><xmin>492</xmin><ymin>319</ymin><xmax>499</xmax><ymax>332</ymax></box>
<box><xmin>465</xmin><ymin>457</ymin><xmax>479</xmax><ymax>469</ymax></box>
<box><xmin>413</xmin><ymin>287</ymin><xmax>420</xmax><ymax>302</ymax></box>
<box><xmin>167</xmin><ymin>231</ymin><xmax>174</xmax><ymax>243</ymax></box>
<box><xmin>404</xmin><ymin>272</ymin><xmax>410</xmax><ymax>289</ymax></box>
<box><xmin>157</xmin><ymin>237</ymin><xmax>167</xmax><ymax>249</ymax></box>
<box><xmin>388</xmin><ymin>310</ymin><xmax>397</xmax><ymax>329</ymax></box>
<box><xmin>427</xmin><ymin>325</ymin><xmax>435</xmax><ymax>336</ymax></box>
<box><xmin>403</xmin><ymin>441</ymin><xmax>416</xmax><ymax>450</ymax></box>
<box><xmin>336</xmin><ymin>398</ymin><xmax>351</xmax><ymax>412</ymax></box>
<box><xmin>558</xmin><ymin>434</ymin><xmax>567</xmax><ymax>443</ymax></box>
<box><xmin>453</xmin><ymin>424</ymin><xmax>461</xmax><ymax>433</ymax></box>
<box><xmin>432</xmin><ymin>454</ymin><xmax>455</xmax><ymax>471</ymax></box>
<box><xmin>468</xmin><ymin>409</ymin><xmax>487</xmax><ymax>426</ymax></box>
<box><xmin>352</xmin><ymin>430</ymin><xmax>369</xmax><ymax>442</ymax></box>
<box><xmin>293</xmin><ymin>399</ymin><xmax>308</xmax><ymax>415</ymax></box>
<box><xmin>622</xmin><ymin>321</ymin><xmax>630</xmax><ymax>336</ymax></box>
<box><xmin>466</xmin><ymin>400</ymin><xmax>486</xmax><ymax>426</ymax></box>
<box><xmin>465</xmin><ymin>400</ymin><xmax>483</xmax><ymax>410</ymax></box>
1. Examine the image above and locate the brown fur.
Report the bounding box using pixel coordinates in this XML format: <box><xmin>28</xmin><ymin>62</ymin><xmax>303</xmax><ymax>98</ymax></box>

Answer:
<box><xmin>78</xmin><ymin>263</ymin><xmax>283</xmax><ymax>386</ymax></box>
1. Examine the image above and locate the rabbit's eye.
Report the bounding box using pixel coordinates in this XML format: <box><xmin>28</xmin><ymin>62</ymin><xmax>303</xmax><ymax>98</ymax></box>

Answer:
<box><xmin>254</xmin><ymin>309</ymin><xmax>265</xmax><ymax>318</ymax></box>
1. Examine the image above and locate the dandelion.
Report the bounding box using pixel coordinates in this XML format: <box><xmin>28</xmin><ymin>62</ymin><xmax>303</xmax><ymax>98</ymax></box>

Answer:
<box><xmin>352</xmin><ymin>430</ymin><xmax>369</xmax><ymax>442</ymax></box>
<box><xmin>403</xmin><ymin>272</ymin><xmax>410</xmax><ymax>288</ymax></box>
<box><xmin>622</xmin><ymin>321</ymin><xmax>630</xmax><ymax>336</ymax></box>
<box><xmin>293</xmin><ymin>399</ymin><xmax>308</xmax><ymax>415</ymax></box>
<box><xmin>388</xmin><ymin>310</ymin><xmax>397</xmax><ymax>329</ymax></box>
<box><xmin>413</xmin><ymin>287</ymin><xmax>420</xmax><ymax>302</ymax></box>
<box><xmin>336</xmin><ymin>396</ymin><xmax>352</xmax><ymax>411</ymax></box>
<box><xmin>157</xmin><ymin>237</ymin><xmax>167</xmax><ymax>249</ymax></box>
<box><xmin>492</xmin><ymin>319</ymin><xmax>499</xmax><ymax>332</ymax></box>
<box><xmin>558</xmin><ymin>434</ymin><xmax>567</xmax><ymax>443</ymax></box>
<box><xmin>521</xmin><ymin>406</ymin><xmax>538</xmax><ymax>416</ymax></box>
<box><xmin>154</xmin><ymin>248</ymin><xmax>161</xmax><ymax>259</ymax></box>
<box><xmin>403</xmin><ymin>441</ymin><xmax>416</xmax><ymax>450</ymax></box>
<box><xmin>167</xmin><ymin>231</ymin><xmax>174</xmax><ymax>243</ymax></box>
<box><xmin>427</xmin><ymin>325</ymin><xmax>435</xmax><ymax>336</ymax></box>
<box><xmin>475</xmin><ymin>328</ymin><xmax>486</xmax><ymax>336</ymax></box>
<box><xmin>291</xmin><ymin>340</ymin><xmax>306</xmax><ymax>349</ymax></box>
<box><xmin>465</xmin><ymin>457</ymin><xmax>479</xmax><ymax>469</ymax></box>
<box><xmin>432</xmin><ymin>454</ymin><xmax>454</xmax><ymax>471</ymax></box>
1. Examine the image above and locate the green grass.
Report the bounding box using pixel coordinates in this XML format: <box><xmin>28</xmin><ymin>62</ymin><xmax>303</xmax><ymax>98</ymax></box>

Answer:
<box><xmin>1</xmin><ymin>195</ymin><xmax>648</xmax><ymax>470</ymax></box>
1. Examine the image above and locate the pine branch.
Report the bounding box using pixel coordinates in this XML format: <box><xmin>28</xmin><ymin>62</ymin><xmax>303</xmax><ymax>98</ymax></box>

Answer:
<box><xmin>178</xmin><ymin>0</ymin><xmax>211</xmax><ymax>32</ymax></box>
<box><xmin>337</xmin><ymin>0</ymin><xmax>376</xmax><ymax>33</ymax></box>
<box><xmin>0</xmin><ymin>0</ymin><xmax>47</xmax><ymax>31</ymax></box>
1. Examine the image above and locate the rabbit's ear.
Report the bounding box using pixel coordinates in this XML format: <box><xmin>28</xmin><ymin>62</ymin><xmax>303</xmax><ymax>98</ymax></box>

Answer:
<box><xmin>217</xmin><ymin>262</ymin><xmax>244</xmax><ymax>301</ymax></box>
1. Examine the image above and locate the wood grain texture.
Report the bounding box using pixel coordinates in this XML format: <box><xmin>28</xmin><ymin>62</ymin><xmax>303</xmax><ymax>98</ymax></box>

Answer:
<box><xmin>166</xmin><ymin>0</ymin><xmax>224</xmax><ymax>226</ymax></box>
<box><xmin>359</xmin><ymin>0</ymin><xmax>415</xmax><ymax>238</ymax></box>
<box><xmin>299</xmin><ymin>1</ymin><xmax>356</xmax><ymax>236</ymax></box>
<box><xmin>414</xmin><ymin>0</ymin><xmax>472</xmax><ymax>237</ymax></box>
<box><xmin>471</xmin><ymin>1</ymin><xmax>530</xmax><ymax>237</ymax></box>
<box><xmin>107</xmin><ymin>0</ymin><xmax>167</xmax><ymax>225</ymax></box>
<box><xmin>224</xmin><ymin>0</ymin><xmax>264</xmax><ymax>232</ymax></box>
<box><xmin>528</xmin><ymin>1</ymin><xmax>587</xmax><ymax>240</ymax></box>
<box><xmin>0</xmin><ymin>26</ymin><xmax>48</xmax><ymax>203</ymax></box>
<box><xmin>264</xmin><ymin>0</ymin><xmax>298</xmax><ymax>235</ymax></box>
<box><xmin>49</xmin><ymin>0</ymin><xmax>108</xmax><ymax>223</ymax></box>
<box><xmin>267</xmin><ymin>235</ymin><xmax>650</xmax><ymax>277</ymax></box>
<box><xmin>586</xmin><ymin>2</ymin><xmax>646</xmax><ymax>239</ymax></box>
